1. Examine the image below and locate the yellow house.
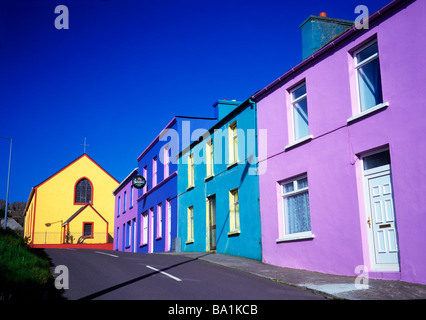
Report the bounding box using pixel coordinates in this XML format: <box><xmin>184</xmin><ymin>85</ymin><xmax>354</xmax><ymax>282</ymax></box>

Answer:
<box><xmin>24</xmin><ymin>154</ymin><xmax>119</xmax><ymax>249</ymax></box>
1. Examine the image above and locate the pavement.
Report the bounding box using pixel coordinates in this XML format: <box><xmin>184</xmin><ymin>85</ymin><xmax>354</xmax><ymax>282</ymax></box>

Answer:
<box><xmin>164</xmin><ymin>252</ymin><xmax>426</xmax><ymax>300</ymax></box>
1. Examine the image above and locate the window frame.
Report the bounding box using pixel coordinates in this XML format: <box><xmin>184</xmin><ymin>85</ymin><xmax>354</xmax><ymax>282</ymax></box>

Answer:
<box><xmin>206</xmin><ymin>138</ymin><xmax>214</xmax><ymax>178</ymax></box>
<box><xmin>353</xmin><ymin>39</ymin><xmax>384</xmax><ymax>113</ymax></box>
<box><xmin>82</xmin><ymin>222</ymin><xmax>94</xmax><ymax>239</ymax></box>
<box><xmin>228</xmin><ymin>121</ymin><xmax>238</xmax><ymax>165</ymax></box>
<box><xmin>228</xmin><ymin>188</ymin><xmax>240</xmax><ymax>235</ymax></box>
<box><xmin>152</xmin><ymin>156</ymin><xmax>158</xmax><ymax>187</ymax></box>
<box><xmin>188</xmin><ymin>152</ymin><xmax>195</xmax><ymax>188</ymax></box>
<box><xmin>187</xmin><ymin>206</ymin><xmax>194</xmax><ymax>243</ymax></box>
<box><xmin>290</xmin><ymin>81</ymin><xmax>309</xmax><ymax>143</ymax></box>
<box><xmin>277</xmin><ymin>174</ymin><xmax>314</xmax><ymax>242</ymax></box>
<box><xmin>74</xmin><ymin>177</ymin><xmax>93</xmax><ymax>205</ymax></box>
<box><xmin>156</xmin><ymin>202</ymin><xmax>162</xmax><ymax>239</ymax></box>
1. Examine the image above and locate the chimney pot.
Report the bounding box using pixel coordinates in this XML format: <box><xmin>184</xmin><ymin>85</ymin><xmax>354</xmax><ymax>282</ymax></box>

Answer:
<box><xmin>319</xmin><ymin>12</ymin><xmax>327</xmax><ymax>17</ymax></box>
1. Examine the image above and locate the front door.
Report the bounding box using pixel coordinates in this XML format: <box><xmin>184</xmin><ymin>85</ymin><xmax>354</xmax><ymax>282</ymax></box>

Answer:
<box><xmin>207</xmin><ymin>195</ymin><xmax>216</xmax><ymax>252</ymax></box>
<box><xmin>363</xmin><ymin>150</ymin><xmax>399</xmax><ymax>270</ymax></box>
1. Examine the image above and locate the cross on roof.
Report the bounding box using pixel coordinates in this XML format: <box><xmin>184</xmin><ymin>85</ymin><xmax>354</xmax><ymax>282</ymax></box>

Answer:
<box><xmin>81</xmin><ymin>137</ymin><xmax>90</xmax><ymax>154</ymax></box>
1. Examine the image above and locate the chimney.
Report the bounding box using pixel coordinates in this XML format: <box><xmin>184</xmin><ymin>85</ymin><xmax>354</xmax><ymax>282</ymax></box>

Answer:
<box><xmin>212</xmin><ymin>100</ymin><xmax>241</xmax><ymax>122</ymax></box>
<box><xmin>300</xmin><ymin>12</ymin><xmax>353</xmax><ymax>60</ymax></box>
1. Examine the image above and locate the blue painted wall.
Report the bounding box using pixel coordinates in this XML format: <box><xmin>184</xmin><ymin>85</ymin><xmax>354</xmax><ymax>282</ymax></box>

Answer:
<box><xmin>137</xmin><ymin>116</ymin><xmax>216</xmax><ymax>253</ymax></box>
<box><xmin>178</xmin><ymin>100</ymin><xmax>262</xmax><ymax>261</ymax></box>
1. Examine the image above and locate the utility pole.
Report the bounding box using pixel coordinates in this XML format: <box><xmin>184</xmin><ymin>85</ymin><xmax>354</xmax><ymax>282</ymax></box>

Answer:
<box><xmin>1</xmin><ymin>136</ymin><xmax>12</xmax><ymax>230</ymax></box>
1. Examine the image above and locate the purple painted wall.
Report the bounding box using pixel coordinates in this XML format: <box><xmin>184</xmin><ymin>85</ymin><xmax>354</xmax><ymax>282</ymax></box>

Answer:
<box><xmin>114</xmin><ymin>169</ymin><xmax>138</xmax><ymax>252</ymax></box>
<box><xmin>255</xmin><ymin>0</ymin><xmax>426</xmax><ymax>284</ymax></box>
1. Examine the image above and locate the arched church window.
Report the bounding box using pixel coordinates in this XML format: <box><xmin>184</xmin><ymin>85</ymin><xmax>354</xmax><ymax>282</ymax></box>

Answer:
<box><xmin>75</xmin><ymin>178</ymin><xmax>92</xmax><ymax>204</ymax></box>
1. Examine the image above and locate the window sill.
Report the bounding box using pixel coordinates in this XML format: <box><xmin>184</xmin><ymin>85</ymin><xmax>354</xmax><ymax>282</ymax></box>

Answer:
<box><xmin>276</xmin><ymin>232</ymin><xmax>314</xmax><ymax>243</ymax></box>
<box><xmin>347</xmin><ymin>102</ymin><xmax>389</xmax><ymax>123</ymax></box>
<box><xmin>285</xmin><ymin>135</ymin><xmax>313</xmax><ymax>151</ymax></box>
<box><xmin>204</xmin><ymin>175</ymin><xmax>214</xmax><ymax>182</ymax></box>
<box><xmin>227</xmin><ymin>230</ymin><xmax>241</xmax><ymax>237</ymax></box>
<box><xmin>185</xmin><ymin>240</ymin><xmax>194</xmax><ymax>245</ymax></box>
<box><xmin>227</xmin><ymin>162</ymin><xmax>238</xmax><ymax>170</ymax></box>
<box><xmin>156</xmin><ymin>236</ymin><xmax>162</xmax><ymax>240</ymax></box>
<box><xmin>186</xmin><ymin>185</ymin><xmax>195</xmax><ymax>191</ymax></box>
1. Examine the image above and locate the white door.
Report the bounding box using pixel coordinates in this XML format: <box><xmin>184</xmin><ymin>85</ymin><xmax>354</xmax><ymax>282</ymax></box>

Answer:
<box><xmin>367</xmin><ymin>173</ymin><xmax>399</xmax><ymax>265</ymax></box>
<box><xmin>363</xmin><ymin>149</ymin><xmax>399</xmax><ymax>270</ymax></box>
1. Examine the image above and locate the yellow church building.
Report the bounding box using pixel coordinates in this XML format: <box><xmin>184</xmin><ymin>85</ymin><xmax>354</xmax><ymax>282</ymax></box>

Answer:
<box><xmin>24</xmin><ymin>154</ymin><xmax>119</xmax><ymax>249</ymax></box>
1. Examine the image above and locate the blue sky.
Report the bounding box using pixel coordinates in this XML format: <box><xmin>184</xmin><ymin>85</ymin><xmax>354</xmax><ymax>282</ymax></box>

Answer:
<box><xmin>0</xmin><ymin>0</ymin><xmax>390</xmax><ymax>204</ymax></box>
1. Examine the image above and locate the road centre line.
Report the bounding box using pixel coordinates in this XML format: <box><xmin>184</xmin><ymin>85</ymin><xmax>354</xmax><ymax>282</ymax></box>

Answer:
<box><xmin>146</xmin><ymin>265</ymin><xmax>182</xmax><ymax>282</ymax></box>
<box><xmin>95</xmin><ymin>251</ymin><xmax>119</xmax><ymax>258</ymax></box>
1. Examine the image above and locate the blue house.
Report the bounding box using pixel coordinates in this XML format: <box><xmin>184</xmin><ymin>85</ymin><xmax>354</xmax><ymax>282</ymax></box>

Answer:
<box><xmin>177</xmin><ymin>100</ymin><xmax>262</xmax><ymax>260</ymax></box>
<box><xmin>136</xmin><ymin>116</ymin><xmax>216</xmax><ymax>253</ymax></box>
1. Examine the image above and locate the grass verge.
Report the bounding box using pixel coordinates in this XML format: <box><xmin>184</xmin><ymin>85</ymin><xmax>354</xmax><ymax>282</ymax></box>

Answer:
<box><xmin>0</xmin><ymin>228</ymin><xmax>63</xmax><ymax>300</ymax></box>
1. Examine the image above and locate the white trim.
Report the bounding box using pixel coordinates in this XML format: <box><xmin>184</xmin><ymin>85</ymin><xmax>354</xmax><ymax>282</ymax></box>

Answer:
<box><xmin>347</xmin><ymin>102</ymin><xmax>389</xmax><ymax>123</ymax></box>
<box><xmin>276</xmin><ymin>232</ymin><xmax>314</xmax><ymax>243</ymax></box>
<box><xmin>360</xmin><ymin>150</ymin><xmax>400</xmax><ymax>273</ymax></box>
<box><xmin>285</xmin><ymin>135</ymin><xmax>313</xmax><ymax>150</ymax></box>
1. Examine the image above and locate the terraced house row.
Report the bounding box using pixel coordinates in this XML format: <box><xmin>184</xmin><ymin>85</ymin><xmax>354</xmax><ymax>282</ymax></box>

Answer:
<box><xmin>113</xmin><ymin>0</ymin><xmax>426</xmax><ymax>285</ymax></box>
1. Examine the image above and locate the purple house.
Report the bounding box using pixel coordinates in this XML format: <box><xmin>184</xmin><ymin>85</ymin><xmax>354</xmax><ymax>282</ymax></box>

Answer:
<box><xmin>113</xmin><ymin>168</ymin><xmax>139</xmax><ymax>252</ymax></box>
<box><xmin>253</xmin><ymin>0</ymin><xmax>426</xmax><ymax>285</ymax></box>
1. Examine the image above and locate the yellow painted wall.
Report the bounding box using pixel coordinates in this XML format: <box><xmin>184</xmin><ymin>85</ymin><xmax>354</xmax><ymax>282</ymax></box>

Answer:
<box><xmin>24</xmin><ymin>154</ymin><xmax>118</xmax><ymax>245</ymax></box>
<box><xmin>66</xmin><ymin>205</ymin><xmax>109</xmax><ymax>244</ymax></box>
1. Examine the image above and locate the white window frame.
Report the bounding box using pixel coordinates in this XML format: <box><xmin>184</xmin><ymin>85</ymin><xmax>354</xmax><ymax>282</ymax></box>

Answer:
<box><xmin>164</xmin><ymin>145</ymin><xmax>170</xmax><ymax>178</ymax></box>
<box><xmin>187</xmin><ymin>206</ymin><xmax>194</xmax><ymax>243</ymax></box>
<box><xmin>352</xmin><ymin>39</ymin><xmax>385</xmax><ymax>115</ymax></box>
<box><xmin>229</xmin><ymin>188</ymin><xmax>240</xmax><ymax>234</ymax></box>
<box><xmin>228</xmin><ymin>121</ymin><xmax>238</xmax><ymax>165</ymax></box>
<box><xmin>289</xmin><ymin>82</ymin><xmax>310</xmax><ymax>143</ymax></box>
<box><xmin>157</xmin><ymin>202</ymin><xmax>162</xmax><ymax>239</ymax></box>
<box><xmin>141</xmin><ymin>211</ymin><xmax>148</xmax><ymax>246</ymax></box>
<box><xmin>152</xmin><ymin>156</ymin><xmax>158</xmax><ymax>187</ymax></box>
<box><xmin>206</xmin><ymin>138</ymin><xmax>214</xmax><ymax>178</ymax></box>
<box><xmin>188</xmin><ymin>152</ymin><xmax>194</xmax><ymax>188</ymax></box>
<box><xmin>277</xmin><ymin>174</ymin><xmax>314</xmax><ymax>242</ymax></box>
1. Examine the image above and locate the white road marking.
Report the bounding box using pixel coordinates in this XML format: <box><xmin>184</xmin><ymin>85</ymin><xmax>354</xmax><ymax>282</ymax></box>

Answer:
<box><xmin>146</xmin><ymin>265</ymin><xmax>182</xmax><ymax>282</ymax></box>
<box><xmin>95</xmin><ymin>251</ymin><xmax>119</xmax><ymax>258</ymax></box>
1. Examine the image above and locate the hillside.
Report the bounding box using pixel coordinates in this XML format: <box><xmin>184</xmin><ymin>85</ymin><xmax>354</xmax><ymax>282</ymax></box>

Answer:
<box><xmin>0</xmin><ymin>200</ymin><xmax>26</xmax><ymax>226</ymax></box>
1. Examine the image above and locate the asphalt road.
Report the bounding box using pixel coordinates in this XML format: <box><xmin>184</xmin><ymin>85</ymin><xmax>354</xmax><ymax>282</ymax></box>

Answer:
<box><xmin>44</xmin><ymin>249</ymin><xmax>325</xmax><ymax>300</ymax></box>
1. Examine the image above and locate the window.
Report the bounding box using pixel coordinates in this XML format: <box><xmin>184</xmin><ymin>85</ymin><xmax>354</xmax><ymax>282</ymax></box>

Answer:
<box><xmin>188</xmin><ymin>152</ymin><xmax>194</xmax><ymax>187</ymax></box>
<box><xmin>141</xmin><ymin>211</ymin><xmax>148</xmax><ymax>245</ymax></box>
<box><xmin>187</xmin><ymin>206</ymin><xmax>194</xmax><ymax>242</ymax></box>
<box><xmin>83</xmin><ymin>222</ymin><xmax>93</xmax><ymax>238</ymax></box>
<box><xmin>354</xmin><ymin>40</ymin><xmax>383</xmax><ymax>112</ymax></box>
<box><xmin>130</xmin><ymin>185</ymin><xmax>134</xmax><ymax>208</ymax></box>
<box><xmin>126</xmin><ymin>221</ymin><xmax>131</xmax><ymax>247</ymax></box>
<box><xmin>206</xmin><ymin>139</ymin><xmax>214</xmax><ymax>177</ymax></box>
<box><xmin>117</xmin><ymin>196</ymin><xmax>120</xmax><ymax>217</ymax></box>
<box><xmin>280</xmin><ymin>175</ymin><xmax>312</xmax><ymax>239</ymax></box>
<box><xmin>75</xmin><ymin>178</ymin><xmax>92</xmax><ymax>204</ymax></box>
<box><xmin>164</xmin><ymin>145</ymin><xmax>170</xmax><ymax>178</ymax></box>
<box><xmin>157</xmin><ymin>203</ymin><xmax>162</xmax><ymax>238</ymax></box>
<box><xmin>229</xmin><ymin>189</ymin><xmax>240</xmax><ymax>233</ymax></box>
<box><xmin>290</xmin><ymin>82</ymin><xmax>309</xmax><ymax>141</ymax></box>
<box><xmin>143</xmin><ymin>166</ymin><xmax>147</xmax><ymax>194</ymax></box>
<box><xmin>152</xmin><ymin>156</ymin><xmax>158</xmax><ymax>187</ymax></box>
<box><xmin>123</xmin><ymin>191</ymin><xmax>127</xmax><ymax>213</ymax></box>
<box><xmin>229</xmin><ymin>122</ymin><xmax>238</xmax><ymax>164</ymax></box>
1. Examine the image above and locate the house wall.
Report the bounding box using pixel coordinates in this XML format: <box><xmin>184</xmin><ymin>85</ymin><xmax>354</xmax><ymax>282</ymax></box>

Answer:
<box><xmin>178</xmin><ymin>102</ymin><xmax>262</xmax><ymax>261</ymax></box>
<box><xmin>24</xmin><ymin>154</ymin><xmax>118</xmax><ymax>246</ymax></box>
<box><xmin>256</xmin><ymin>0</ymin><xmax>426</xmax><ymax>284</ymax></box>
<box><xmin>136</xmin><ymin>117</ymin><xmax>216</xmax><ymax>253</ymax></box>
<box><xmin>114</xmin><ymin>174</ymin><xmax>138</xmax><ymax>252</ymax></box>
